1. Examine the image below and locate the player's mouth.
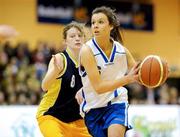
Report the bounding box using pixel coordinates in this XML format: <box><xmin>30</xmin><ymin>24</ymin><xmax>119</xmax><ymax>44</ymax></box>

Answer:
<box><xmin>94</xmin><ymin>30</ymin><xmax>100</xmax><ymax>34</ymax></box>
<box><xmin>75</xmin><ymin>43</ymin><xmax>81</xmax><ymax>46</ymax></box>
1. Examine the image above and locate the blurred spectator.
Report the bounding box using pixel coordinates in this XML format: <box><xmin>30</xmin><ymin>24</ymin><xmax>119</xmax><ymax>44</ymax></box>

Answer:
<box><xmin>157</xmin><ymin>84</ymin><xmax>170</xmax><ymax>104</ymax></box>
<box><xmin>169</xmin><ymin>86</ymin><xmax>179</xmax><ymax>104</ymax></box>
<box><xmin>128</xmin><ymin>83</ymin><xmax>147</xmax><ymax>104</ymax></box>
<box><xmin>0</xmin><ymin>41</ymin><xmax>58</xmax><ymax>105</ymax></box>
<box><xmin>7</xmin><ymin>92</ymin><xmax>17</xmax><ymax>105</ymax></box>
<box><xmin>146</xmin><ymin>88</ymin><xmax>155</xmax><ymax>104</ymax></box>
<box><xmin>0</xmin><ymin>91</ymin><xmax>6</xmax><ymax>105</ymax></box>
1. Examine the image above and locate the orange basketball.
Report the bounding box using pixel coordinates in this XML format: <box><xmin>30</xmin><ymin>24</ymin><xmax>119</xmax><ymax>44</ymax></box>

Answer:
<box><xmin>138</xmin><ymin>55</ymin><xmax>169</xmax><ymax>88</ymax></box>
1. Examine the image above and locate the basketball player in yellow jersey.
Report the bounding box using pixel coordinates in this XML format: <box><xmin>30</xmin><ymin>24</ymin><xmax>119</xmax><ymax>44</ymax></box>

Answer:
<box><xmin>36</xmin><ymin>22</ymin><xmax>91</xmax><ymax>137</ymax></box>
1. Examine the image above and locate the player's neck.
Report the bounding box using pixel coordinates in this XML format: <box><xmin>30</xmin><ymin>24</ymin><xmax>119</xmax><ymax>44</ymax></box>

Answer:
<box><xmin>67</xmin><ymin>47</ymin><xmax>79</xmax><ymax>62</ymax></box>
<box><xmin>95</xmin><ymin>37</ymin><xmax>112</xmax><ymax>51</ymax></box>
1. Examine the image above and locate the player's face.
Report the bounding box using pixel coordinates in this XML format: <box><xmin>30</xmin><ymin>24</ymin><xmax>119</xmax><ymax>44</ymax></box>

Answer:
<box><xmin>91</xmin><ymin>13</ymin><xmax>113</xmax><ymax>38</ymax></box>
<box><xmin>65</xmin><ymin>27</ymin><xmax>84</xmax><ymax>50</ymax></box>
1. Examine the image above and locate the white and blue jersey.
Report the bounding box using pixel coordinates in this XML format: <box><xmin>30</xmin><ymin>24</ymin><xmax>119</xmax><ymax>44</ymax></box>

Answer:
<box><xmin>79</xmin><ymin>38</ymin><xmax>132</xmax><ymax>137</ymax></box>
<box><xmin>79</xmin><ymin>37</ymin><xmax>129</xmax><ymax>117</ymax></box>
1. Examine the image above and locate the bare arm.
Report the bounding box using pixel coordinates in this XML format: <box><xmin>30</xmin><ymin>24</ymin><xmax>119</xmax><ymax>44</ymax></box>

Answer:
<box><xmin>80</xmin><ymin>46</ymin><xmax>139</xmax><ymax>94</ymax></box>
<box><xmin>41</xmin><ymin>53</ymin><xmax>64</xmax><ymax>91</ymax></box>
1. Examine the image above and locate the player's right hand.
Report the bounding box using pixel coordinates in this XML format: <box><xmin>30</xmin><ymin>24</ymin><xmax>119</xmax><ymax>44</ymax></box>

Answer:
<box><xmin>52</xmin><ymin>54</ymin><xmax>63</xmax><ymax>71</ymax></box>
<box><xmin>127</xmin><ymin>61</ymin><xmax>141</xmax><ymax>83</ymax></box>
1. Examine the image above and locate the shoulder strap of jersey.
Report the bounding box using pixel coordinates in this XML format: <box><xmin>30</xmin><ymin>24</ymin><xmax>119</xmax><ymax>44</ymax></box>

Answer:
<box><xmin>57</xmin><ymin>52</ymin><xmax>67</xmax><ymax>78</ymax></box>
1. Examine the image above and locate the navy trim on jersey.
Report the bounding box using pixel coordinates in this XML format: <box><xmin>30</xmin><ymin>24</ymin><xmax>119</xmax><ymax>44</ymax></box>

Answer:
<box><xmin>82</xmin><ymin>90</ymin><xmax>87</xmax><ymax>114</ymax></box>
<box><xmin>92</xmin><ymin>38</ymin><xmax>117</xmax><ymax>63</ymax></box>
<box><xmin>80</xmin><ymin>66</ymin><xmax>87</xmax><ymax>77</ymax></box>
<box><xmin>109</xmin><ymin>45</ymin><xmax>116</xmax><ymax>62</ymax></box>
<box><xmin>114</xmin><ymin>89</ymin><xmax>118</xmax><ymax>98</ymax></box>
<box><xmin>115</xmin><ymin>51</ymin><xmax>126</xmax><ymax>54</ymax></box>
<box><xmin>94</xmin><ymin>53</ymin><xmax>101</xmax><ymax>56</ymax></box>
<box><xmin>92</xmin><ymin>38</ymin><xmax>108</xmax><ymax>63</ymax></box>
<box><xmin>82</xmin><ymin>71</ymin><xmax>87</xmax><ymax>77</ymax></box>
<box><xmin>107</xmin><ymin>101</ymin><xmax>111</xmax><ymax>106</ymax></box>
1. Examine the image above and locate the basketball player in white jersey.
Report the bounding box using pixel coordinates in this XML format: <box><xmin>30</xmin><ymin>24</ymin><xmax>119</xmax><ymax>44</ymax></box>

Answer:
<box><xmin>79</xmin><ymin>6</ymin><xmax>140</xmax><ymax>137</ymax></box>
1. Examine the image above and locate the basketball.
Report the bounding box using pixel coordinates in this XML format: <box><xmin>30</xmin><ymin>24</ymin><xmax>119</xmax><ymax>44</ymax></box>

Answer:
<box><xmin>138</xmin><ymin>55</ymin><xmax>169</xmax><ymax>88</ymax></box>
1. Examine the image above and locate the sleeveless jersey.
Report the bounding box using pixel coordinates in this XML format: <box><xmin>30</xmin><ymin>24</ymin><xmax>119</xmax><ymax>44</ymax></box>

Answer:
<box><xmin>36</xmin><ymin>49</ymin><xmax>82</xmax><ymax>123</ymax></box>
<box><xmin>79</xmin><ymin>38</ymin><xmax>129</xmax><ymax>117</ymax></box>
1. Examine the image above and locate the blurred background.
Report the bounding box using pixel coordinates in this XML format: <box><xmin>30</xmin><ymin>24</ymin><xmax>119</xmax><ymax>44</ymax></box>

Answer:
<box><xmin>0</xmin><ymin>0</ymin><xmax>180</xmax><ymax>137</ymax></box>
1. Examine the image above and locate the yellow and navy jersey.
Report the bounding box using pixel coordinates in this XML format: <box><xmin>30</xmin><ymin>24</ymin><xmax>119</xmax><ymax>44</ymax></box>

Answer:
<box><xmin>36</xmin><ymin>49</ymin><xmax>82</xmax><ymax>123</ymax></box>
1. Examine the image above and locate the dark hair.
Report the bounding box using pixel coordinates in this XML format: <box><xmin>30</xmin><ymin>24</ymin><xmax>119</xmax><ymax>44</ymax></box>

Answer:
<box><xmin>63</xmin><ymin>21</ymin><xmax>85</xmax><ymax>39</ymax></box>
<box><xmin>92</xmin><ymin>6</ymin><xmax>123</xmax><ymax>44</ymax></box>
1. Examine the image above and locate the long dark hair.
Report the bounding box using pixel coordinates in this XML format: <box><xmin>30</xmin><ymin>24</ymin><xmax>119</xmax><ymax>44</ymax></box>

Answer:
<box><xmin>92</xmin><ymin>6</ymin><xmax>123</xmax><ymax>44</ymax></box>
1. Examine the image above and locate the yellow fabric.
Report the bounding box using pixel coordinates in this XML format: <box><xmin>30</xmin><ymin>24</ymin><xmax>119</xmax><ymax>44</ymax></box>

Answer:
<box><xmin>37</xmin><ymin>115</ymin><xmax>91</xmax><ymax>137</ymax></box>
<box><xmin>58</xmin><ymin>53</ymin><xmax>67</xmax><ymax>77</ymax></box>
<box><xmin>66</xmin><ymin>47</ymin><xmax>79</xmax><ymax>68</ymax></box>
<box><xmin>36</xmin><ymin>79</ymin><xmax>62</xmax><ymax>118</ymax></box>
<box><xmin>36</xmin><ymin>53</ymin><xmax>67</xmax><ymax>118</ymax></box>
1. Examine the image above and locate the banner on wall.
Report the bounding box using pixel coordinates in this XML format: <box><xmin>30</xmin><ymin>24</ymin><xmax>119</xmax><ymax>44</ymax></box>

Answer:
<box><xmin>127</xmin><ymin>105</ymin><xmax>180</xmax><ymax>137</ymax></box>
<box><xmin>0</xmin><ymin>105</ymin><xmax>180</xmax><ymax>137</ymax></box>
<box><xmin>0</xmin><ymin>106</ymin><xmax>43</xmax><ymax>137</ymax></box>
<box><xmin>37</xmin><ymin>0</ymin><xmax>154</xmax><ymax>31</ymax></box>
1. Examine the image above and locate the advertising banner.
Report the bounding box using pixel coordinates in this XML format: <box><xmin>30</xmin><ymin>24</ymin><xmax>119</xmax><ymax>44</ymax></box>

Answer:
<box><xmin>0</xmin><ymin>105</ymin><xmax>179</xmax><ymax>137</ymax></box>
<box><xmin>37</xmin><ymin>0</ymin><xmax>153</xmax><ymax>31</ymax></box>
<box><xmin>0</xmin><ymin>106</ymin><xmax>42</xmax><ymax>137</ymax></box>
<box><xmin>127</xmin><ymin>105</ymin><xmax>180</xmax><ymax>137</ymax></box>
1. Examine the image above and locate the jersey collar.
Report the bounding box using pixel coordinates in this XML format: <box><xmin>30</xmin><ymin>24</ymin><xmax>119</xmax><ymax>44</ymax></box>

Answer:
<box><xmin>66</xmin><ymin>47</ymin><xmax>79</xmax><ymax>67</ymax></box>
<box><xmin>92</xmin><ymin>37</ymin><xmax>117</xmax><ymax>63</ymax></box>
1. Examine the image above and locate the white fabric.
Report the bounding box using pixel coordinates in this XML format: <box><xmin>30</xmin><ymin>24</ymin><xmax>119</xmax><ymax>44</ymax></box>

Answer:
<box><xmin>79</xmin><ymin>38</ymin><xmax>129</xmax><ymax>117</ymax></box>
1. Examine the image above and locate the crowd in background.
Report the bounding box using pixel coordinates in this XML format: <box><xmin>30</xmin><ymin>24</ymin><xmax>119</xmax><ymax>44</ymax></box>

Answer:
<box><xmin>0</xmin><ymin>41</ymin><xmax>179</xmax><ymax>105</ymax></box>
<box><xmin>0</xmin><ymin>41</ymin><xmax>55</xmax><ymax>105</ymax></box>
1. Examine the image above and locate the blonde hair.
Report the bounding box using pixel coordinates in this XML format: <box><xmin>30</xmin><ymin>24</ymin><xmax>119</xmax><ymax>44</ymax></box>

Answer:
<box><xmin>63</xmin><ymin>21</ymin><xmax>85</xmax><ymax>40</ymax></box>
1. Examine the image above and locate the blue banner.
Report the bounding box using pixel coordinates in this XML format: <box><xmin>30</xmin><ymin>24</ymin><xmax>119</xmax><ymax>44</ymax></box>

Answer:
<box><xmin>37</xmin><ymin>0</ymin><xmax>154</xmax><ymax>31</ymax></box>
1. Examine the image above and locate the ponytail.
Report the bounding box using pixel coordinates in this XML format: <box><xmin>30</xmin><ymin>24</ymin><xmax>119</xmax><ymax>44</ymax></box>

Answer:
<box><xmin>111</xmin><ymin>27</ymin><xmax>123</xmax><ymax>44</ymax></box>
